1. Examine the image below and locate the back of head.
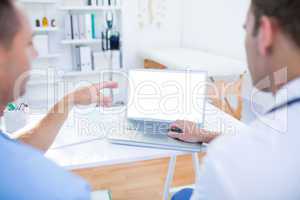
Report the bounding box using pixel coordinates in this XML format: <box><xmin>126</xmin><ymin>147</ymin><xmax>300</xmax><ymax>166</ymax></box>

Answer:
<box><xmin>0</xmin><ymin>0</ymin><xmax>21</xmax><ymax>49</ymax></box>
<box><xmin>252</xmin><ymin>0</ymin><xmax>300</xmax><ymax>48</ymax></box>
<box><xmin>245</xmin><ymin>0</ymin><xmax>300</xmax><ymax>92</ymax></box>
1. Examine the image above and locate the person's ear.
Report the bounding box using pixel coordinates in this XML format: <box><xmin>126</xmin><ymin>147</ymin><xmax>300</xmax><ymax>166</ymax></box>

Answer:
<box><xmin>257</xmin><ymin>16</ymin><xmax>277</xmax><ymax>56</ymax></box>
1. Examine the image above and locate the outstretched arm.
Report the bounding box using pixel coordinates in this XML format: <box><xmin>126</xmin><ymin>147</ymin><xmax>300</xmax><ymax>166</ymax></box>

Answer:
<box><xmin>14</xmin><ymin>82</ymin><xmax>118</xmax><ymax>152</ymax></box>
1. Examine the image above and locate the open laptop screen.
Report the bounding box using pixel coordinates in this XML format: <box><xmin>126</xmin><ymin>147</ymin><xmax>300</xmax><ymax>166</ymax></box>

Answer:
<box><xmin>127</xmin><ymin>69</ymin><xmax>207</xmax><ymax>124</ymax></box>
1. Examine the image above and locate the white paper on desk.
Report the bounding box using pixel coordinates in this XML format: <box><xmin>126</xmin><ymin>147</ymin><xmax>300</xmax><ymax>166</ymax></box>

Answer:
<box><xmin>51</xmin><ymin>107</ymin><xmax>126</xmax><ymax>149</ymax></box>
<box><xmin>91</xmin><ymin>190</ymin><xmax>112</xmax><ymax>200</ymax></box>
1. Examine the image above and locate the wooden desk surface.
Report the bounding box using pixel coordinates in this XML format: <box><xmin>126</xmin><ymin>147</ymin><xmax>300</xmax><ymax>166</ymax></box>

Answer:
<box><xmin>73</xmin><ymin>153</ymin><xmax>206</xmax><ymax>200</ymax></box>
<box><xmin>44</xmin><ymin>104</ymin><xmax>246</xmax><ymax>199</ymax></box>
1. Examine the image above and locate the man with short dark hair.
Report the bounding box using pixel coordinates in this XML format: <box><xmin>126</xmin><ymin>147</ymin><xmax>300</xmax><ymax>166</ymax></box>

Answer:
<box><xmin>0</xmin><ymin>0</ymin><xmax>117</xmax><ymax>199</ymax></box>
<box><xmin>170</xmin><ymin>0</ymin><xmax>300</xmax><ymax>199</ymax></box>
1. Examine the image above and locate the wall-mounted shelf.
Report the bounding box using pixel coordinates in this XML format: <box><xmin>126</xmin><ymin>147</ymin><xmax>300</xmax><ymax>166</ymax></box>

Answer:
<box><xmin>27</xmin><ymin>78</ymin><xmax>61</xmax><ymax>86</ymax></box>
<box><xmin>20</xmin><ymin>0</ymin><xmax>57</xmax><ymax>4</ymax></box>
<box><xmin>27</xmin><ymin>80</ymin><xmax>60</xmax><ymax>86</ymax></box>
<box><xmin>61</xmin><ymin>70</ymin><xmax>104</xmax><ymax>78</ymax></box>
<box><xmin>23</xmin><ymin>1</ymin><xmax>123</xmax><ymax>103</ymax></box>
<box><xmin>33</xmin><ymin>27</ymin><xmax>59</xmax><ymax>33</ymax></box>
<box><xmin>59</xmin><ymin>6</ymin><xmax>121</xmax><ymax>12</ymax></box>
<box><xmin>36</xmin><ymin>54</ymin><xmax>61</xmax><ymax>59</ymax></box>
<box><xmin>61</xmin><ymin>39</ymin><xmax>102</xmax><ymax>45</ymax></box>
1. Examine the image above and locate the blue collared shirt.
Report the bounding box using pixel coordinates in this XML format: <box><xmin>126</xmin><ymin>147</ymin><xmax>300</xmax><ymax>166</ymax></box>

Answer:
<box><xmin>0</xmin><ymin>132</ymin><xmax>91</xmax><ymax>200</ymax></box>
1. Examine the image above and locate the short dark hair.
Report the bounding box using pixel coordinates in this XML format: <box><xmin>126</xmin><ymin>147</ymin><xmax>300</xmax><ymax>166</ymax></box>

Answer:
<box><xmin>252</xmin><ymin>0</ymin><xmax>300</xmax><ymax>48</ymax></box>
<box><xmin>0</xmin><ymin>0</ymin><xmax>21</xmax><ymax>49</ymax></box>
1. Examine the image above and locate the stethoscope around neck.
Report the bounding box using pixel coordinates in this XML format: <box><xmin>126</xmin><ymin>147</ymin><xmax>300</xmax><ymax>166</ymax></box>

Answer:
<box><xmin>267</xmin><ymin>97</ymin><xmax>300</xmax><ymax>114</ymax></box>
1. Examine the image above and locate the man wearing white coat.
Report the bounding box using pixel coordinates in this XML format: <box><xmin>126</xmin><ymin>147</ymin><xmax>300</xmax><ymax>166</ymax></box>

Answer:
<box><xmin>169</xmin><ymin>0</ymin><xmax>300</xmax><ymax>199</ymax></box>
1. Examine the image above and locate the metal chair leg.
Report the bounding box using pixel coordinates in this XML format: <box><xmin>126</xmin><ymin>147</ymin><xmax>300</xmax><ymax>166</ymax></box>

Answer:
<box><xmin>163</xmin><ymin>156</ymin><xmax>177</xmax><ymax>200</ymax></box>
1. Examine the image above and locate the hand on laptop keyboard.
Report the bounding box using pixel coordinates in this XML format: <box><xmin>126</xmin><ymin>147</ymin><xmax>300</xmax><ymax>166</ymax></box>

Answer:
<box><xmin>167</xmin><ymin>120</ymin><xmax>218</xmax><ymax>144</ymax></box>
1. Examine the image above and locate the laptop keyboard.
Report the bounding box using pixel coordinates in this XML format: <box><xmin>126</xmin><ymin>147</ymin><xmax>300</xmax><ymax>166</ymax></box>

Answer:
<box><xmin>127</xmin><ymin>120</ymin><xmax>171</xmax><ymax>135</ymax></box>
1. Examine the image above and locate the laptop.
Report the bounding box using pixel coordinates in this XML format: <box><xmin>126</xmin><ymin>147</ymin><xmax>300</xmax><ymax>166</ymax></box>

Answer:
<box><xmin>108</xmin><ymin>69</ymin><xmax>207</xmax><ymax>152</ymax></box>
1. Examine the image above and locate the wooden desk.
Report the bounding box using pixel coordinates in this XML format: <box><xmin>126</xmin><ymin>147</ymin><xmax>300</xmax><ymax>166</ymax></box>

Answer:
<box><xmin>44</xmin><ymin>105</ymin><xmax>247</xmax><ymax>200</ymax></box>
<box><xmin>74</xmin><ymin>153</ymin><xmax>205</xmax><ymax>200</ymax></box>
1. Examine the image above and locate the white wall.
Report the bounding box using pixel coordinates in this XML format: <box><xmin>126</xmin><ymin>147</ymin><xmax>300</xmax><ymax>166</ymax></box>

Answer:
<box><xmin>122</xmin><ymin>0</ymin><xmax>183</xmax><ymax>68</ymax></box>
<box><xmin>22</xmin><ymin>0</ymin><xmax>183</xmax><ymax>103</ymax></box>
<box><xmin>23</xmin><ymin>0</ymin><xmax>253</xmax><ymax>103</ymax></box>
<box><xmin>181</xmin><ymin>0</ymin><xmax>250</xmax><ymax>61</ymax></box>
<box><xmin>24</xmin><ymin>0</ymin><xmax>250</xmax><ymax>71</ymax></box>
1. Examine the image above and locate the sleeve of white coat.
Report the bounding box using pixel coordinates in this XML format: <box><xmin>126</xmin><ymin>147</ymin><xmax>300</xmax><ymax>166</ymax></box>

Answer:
<box><xmin>191</xmin><ymin>135</ymin><xmax>238</xmax><ymax>200</ymax></box>
<box><xmin>190</xmin><ymin>128</ymin><xmax>270</xmax><ymax>200</ymax></box>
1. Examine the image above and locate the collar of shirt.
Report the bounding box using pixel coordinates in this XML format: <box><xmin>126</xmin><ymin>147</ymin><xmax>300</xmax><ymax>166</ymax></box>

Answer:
<box><xmin>266</xmin><ymin>78</ymin><xmax>300</xmax><ymax>114</ymax></box>
<box><xmin>0</xmin><ymin>131</ymin><xmax>12</xmax><ymax>140</ymax></box>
